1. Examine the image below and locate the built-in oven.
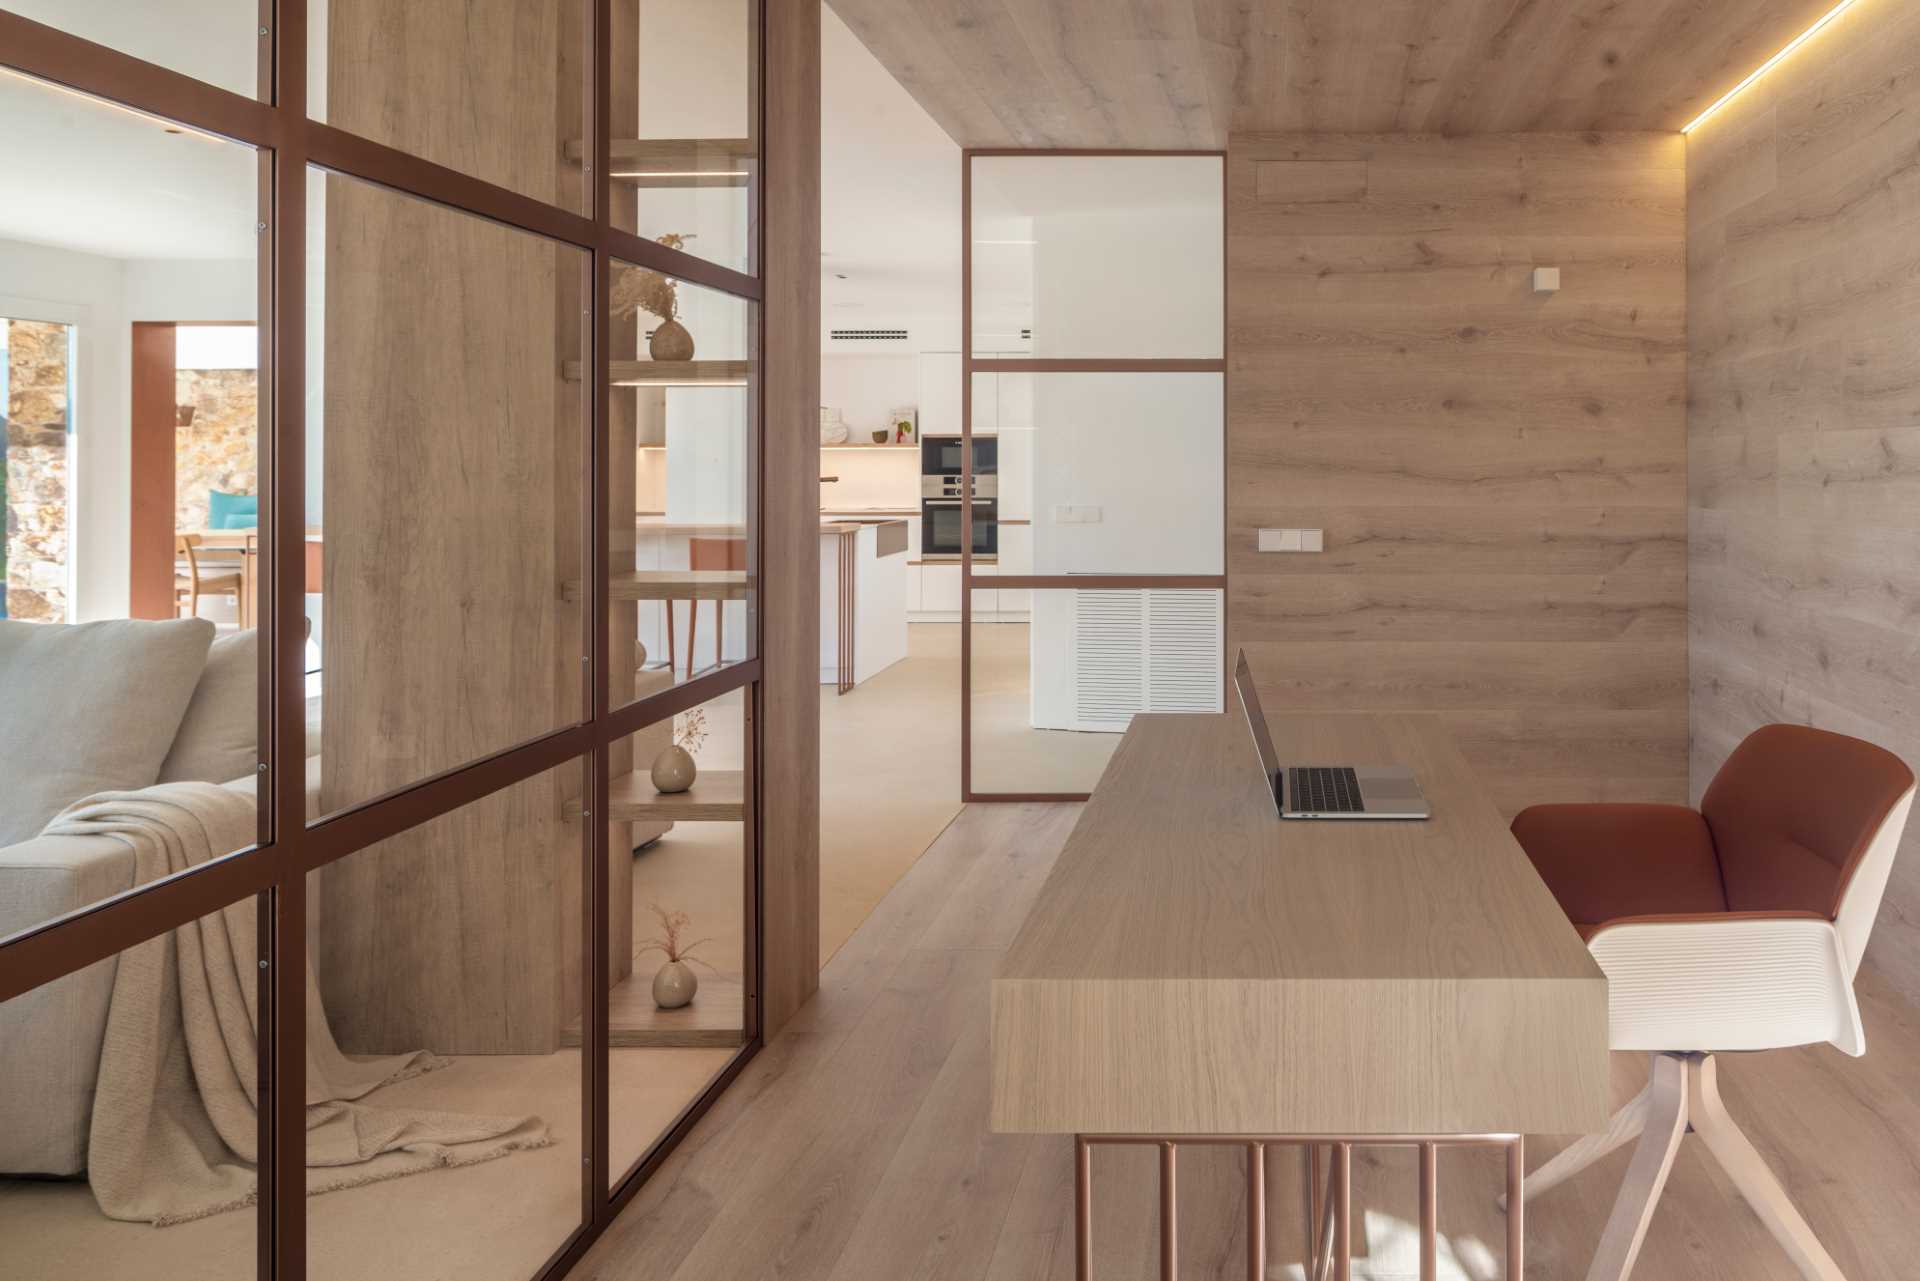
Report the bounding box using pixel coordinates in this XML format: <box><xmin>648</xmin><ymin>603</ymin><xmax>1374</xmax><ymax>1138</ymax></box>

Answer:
<box><xmin>921</xmin><ymin>434</ymin><xmax>998</xmax><ymax>480</ymax></box>
<box><xmin>921</xmin><ymin>498</ymin><xmax>998</xmax><ymax>559</ymax></box>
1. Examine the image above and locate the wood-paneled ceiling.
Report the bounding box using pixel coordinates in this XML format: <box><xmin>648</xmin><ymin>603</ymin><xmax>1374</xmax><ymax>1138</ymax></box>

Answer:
<box><xmin>825</xmin><ymin>0</ymin><xmax>1841</xmax><ymax>146</ymax></box>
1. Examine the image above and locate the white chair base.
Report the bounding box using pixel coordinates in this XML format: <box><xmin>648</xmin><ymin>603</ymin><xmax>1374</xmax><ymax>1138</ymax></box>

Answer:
<box><xmin>1516</xmin><ymin>1052</ymin><xmax>1847</xmax><ymax>1281</ymax></box>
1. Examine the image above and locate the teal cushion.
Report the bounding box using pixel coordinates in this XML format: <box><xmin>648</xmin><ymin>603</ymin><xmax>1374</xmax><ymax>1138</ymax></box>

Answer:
<box><xmin>208</xmin><ymin>490</ymin><xmax>258</xmax><ymax>529</ymax></box>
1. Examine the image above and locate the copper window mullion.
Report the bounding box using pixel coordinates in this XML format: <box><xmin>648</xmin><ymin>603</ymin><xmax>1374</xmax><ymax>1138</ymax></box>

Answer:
<box><xmin>588</xmin><ymin>0</ymin><xmax>615</xmax><ymax>1226</ymax></box>
<box><xmin>605</xmin><ymin>225</ymin><xmax>762</xmax><ymax>301</ymax></box>
<box><xmin>267</xmin><ymin>3</ymin><xmax>309</xmax><ymax>1274</ymax></box>
<box><xmin>601</xmin><ymin>659</ymin><xmax>763</xmax><ymax>741</ymax></box>
<box><xmin>0</xmin><ymin>11</ymin><xmax>278</xmax><ymax>146</ymax></box>
<box><xmin>0</xmin><ymin>848</ymin><xmax>278</xmax><ymax>1003</ymax></box>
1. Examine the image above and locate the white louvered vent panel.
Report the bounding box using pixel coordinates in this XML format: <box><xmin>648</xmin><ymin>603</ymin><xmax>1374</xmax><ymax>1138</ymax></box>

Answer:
<box><xmin>1146</xmin><ymin>591</ymin><xmax>1224</xmax><ymax>713</ymax></box>
<box><xmin>1071</xmin><ymin>591</ymin><xmax>1147</xmax><ymax>730</ymax></box>
<box><xmin>1070</xmin><ymin>589</ymin><xmax>1222</xmax><ymax>731</ymax></box>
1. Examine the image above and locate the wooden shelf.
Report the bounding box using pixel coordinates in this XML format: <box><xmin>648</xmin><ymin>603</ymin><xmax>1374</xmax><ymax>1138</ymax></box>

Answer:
<box><xmin>562</xmin><ymin>359</ymin><xmax>749</xmax><ymax>386</ymax></box>
<box><xmin>563</xmin><ymin>137</ymin><xmax>756</xmax><ymax>189</ymax></box>
<box><xmin>562</xmin><ymin>569</ymin><xmax>753</xmax><ymax>603</ymax></box>
<box><xmin>564</xmin><ymin>769</ymin><xmax>745</xmax><ymax>822</ymax></box>
<box><xmin>560</xmin><ymin>973</ymin><xmax>745</xmax><ymax>1049</ymax></box>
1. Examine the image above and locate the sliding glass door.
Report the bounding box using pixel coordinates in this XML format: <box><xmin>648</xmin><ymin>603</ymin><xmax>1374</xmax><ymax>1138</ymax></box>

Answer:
<box><xmin>961</xmin><ymin>152</ymin><xmax>1227</xmax><ymax>800</ymax></box>
<box><xmin>0</xmin><ymin>4</ymin><xmax>774</xmax><ymax>1281</ymax></box>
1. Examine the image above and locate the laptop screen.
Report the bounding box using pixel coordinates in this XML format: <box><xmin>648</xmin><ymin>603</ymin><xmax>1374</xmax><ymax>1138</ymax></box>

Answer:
<box><xmin>1233</xmin><ymin>651</ymin><xmax>1283</xmax><ymax>806</ymax></box>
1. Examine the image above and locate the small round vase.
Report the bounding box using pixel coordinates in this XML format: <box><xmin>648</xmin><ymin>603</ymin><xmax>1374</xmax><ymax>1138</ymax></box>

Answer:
<box><xmin>652</xmin><ymin>960</ymin><xmax>697</xmax><ymax>1009</ymax></box>
<box><xmin>651</xmin><ymin>743</ymin><xmax>697</xmax><ymax>793</ymax></box>
<box><xmin>635</xmin><ymin>639</ymin><xmax>648</xmax><ymax>669</ymax></box>
<box><xmin>649</xmin><ymin>318</ymin><xmax>695</xmax><ymax>361</ymax></box>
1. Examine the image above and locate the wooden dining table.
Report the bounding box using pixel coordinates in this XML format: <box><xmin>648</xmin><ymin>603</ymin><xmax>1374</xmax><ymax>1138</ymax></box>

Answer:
<box><xmin>183</xmin><ymin>527</ymin><xmax>324</xmax><ymax>628</ymax></box>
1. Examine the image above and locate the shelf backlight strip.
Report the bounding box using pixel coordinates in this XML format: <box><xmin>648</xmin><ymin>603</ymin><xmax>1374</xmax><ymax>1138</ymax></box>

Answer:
<box><xmin>1681</xmin><ymin>0</ymin><xmax>1865</xmax><ymax>133</ymax></box>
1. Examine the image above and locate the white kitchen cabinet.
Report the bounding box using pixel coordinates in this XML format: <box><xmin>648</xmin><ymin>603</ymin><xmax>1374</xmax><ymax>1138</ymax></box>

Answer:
<box><xmin>916</xmin><ymin>351</ymin><xmax>962</xmax><ymax>437</ymax></box>
<box><xmin>996</xmin><ymin>524</ymin><xmax>1032</xmax><ymax>617</ymax></box>
<box><xmin>919</xmin><ymin>562</ymin><xmax>962</xmax><ymax>616</ymax></box>
<box><xmin>971</xmin><ymin>586</ymin><xmax>999</xmax><ymax>617</ymax></box>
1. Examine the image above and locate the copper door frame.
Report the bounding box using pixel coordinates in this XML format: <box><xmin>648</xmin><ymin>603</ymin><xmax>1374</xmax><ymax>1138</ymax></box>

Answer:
<box><xmin>0</xmin><ymin>6</ymin><xmax>774</xmax><ymax>1281</ymax></box>
<box><xmin>957</xmin><ymin>149</ymin><xmax>1230</xmax><ymax>804</ymax></box>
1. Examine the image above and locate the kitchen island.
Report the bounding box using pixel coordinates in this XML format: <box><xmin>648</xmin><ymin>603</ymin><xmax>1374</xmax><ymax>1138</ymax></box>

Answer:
<box><xmin>819</xmin><ymin>517</ymin><xmax>909</xmax><ymax>692</ymax></box>
<box><xmin>629</xmin><ymin>514</ymin><xmax>908</xmax><ymax>691</ymax></box>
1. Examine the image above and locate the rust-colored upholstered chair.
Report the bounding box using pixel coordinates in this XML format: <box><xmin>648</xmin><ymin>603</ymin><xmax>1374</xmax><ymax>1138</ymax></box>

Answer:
<box><xmin>1509</xmin><ymin>724</ymin><xmax>1914</xmax><ymax>1281</ymax></box>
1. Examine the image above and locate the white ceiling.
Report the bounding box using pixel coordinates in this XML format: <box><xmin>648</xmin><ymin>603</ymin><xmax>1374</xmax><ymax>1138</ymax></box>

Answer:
<box><xmin>820</xmin><ymin>7</ymin><xmax>961</xmax><ymax>350</ymax></box>
<box><xmin>0</xmin><ymin>69</ymin><xmax>259</xmax><ymax>262</ymax></box>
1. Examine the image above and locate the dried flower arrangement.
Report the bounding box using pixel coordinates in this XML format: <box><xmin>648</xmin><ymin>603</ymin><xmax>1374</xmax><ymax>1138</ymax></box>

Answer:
<box><xmin>610</xmin><ymin>233</ymin><xmax>691</xmax><ymax>322</ymax></box>
<box><xmin>636</xmin><ymin>903</ymin><xmax>716</xmax><ymax>968</ymax></box>
<box><xmin>674</xmin><ymin>706</ymin><xmax>708</xmax><ymax>755</ymax></box>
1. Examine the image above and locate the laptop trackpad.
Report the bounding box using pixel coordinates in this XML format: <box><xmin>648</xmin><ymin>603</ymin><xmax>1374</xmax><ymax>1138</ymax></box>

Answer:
<box><xmin>1358</xmin><ymin>772</ymin><xmax>1423</xmax><ymax>800</ymax></box>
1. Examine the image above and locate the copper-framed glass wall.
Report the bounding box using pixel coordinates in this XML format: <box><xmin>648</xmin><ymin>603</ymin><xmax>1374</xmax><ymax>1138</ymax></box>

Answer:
<box><xmin>960</xmin><ymin>150</ymin><xmax>1228</xmax><ymax>802</ymax></box>
<box><xmin>0</xmin><ymin>4</ymin><xmax>772</xmax><ymax>1280</ymax></box>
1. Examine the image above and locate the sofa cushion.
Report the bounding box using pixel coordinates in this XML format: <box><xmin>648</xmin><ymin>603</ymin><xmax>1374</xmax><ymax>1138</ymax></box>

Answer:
<box><xmin>159</xmin><ymin>628</ymin><xmax>259</xmax><ymax>785</ymax></box>
<box><xmin>0</xmin><ymin>617</ymin><xmax>214</xmax><ymax>846</ymax></box>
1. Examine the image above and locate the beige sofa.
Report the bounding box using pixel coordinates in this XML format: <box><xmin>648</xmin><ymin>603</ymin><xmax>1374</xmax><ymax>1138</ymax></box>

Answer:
<box><xmin>0</xmin><ymin>619</ymin><xmax>285</xmax><ymax>1177</ymax></box>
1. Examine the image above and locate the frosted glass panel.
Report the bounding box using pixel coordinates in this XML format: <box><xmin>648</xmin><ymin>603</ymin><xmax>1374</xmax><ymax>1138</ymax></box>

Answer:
<box><xmin>970</xmin><ymin>155</ymin><xmax>1223</xmax><ymax>359</ymax></box>
<box><xmin>973</xmin><ymin>372</ymin><xmax>1222</xmax><ymax>576</ymax></box>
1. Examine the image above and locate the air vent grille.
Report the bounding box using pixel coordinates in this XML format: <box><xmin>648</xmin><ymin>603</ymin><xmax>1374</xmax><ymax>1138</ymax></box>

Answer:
<box><xmin>1070</xmin><ymin>589</ymin><xmax>1223</xmax><ymax>731</ymax></box>
<box><xmin>829</xmin><ymin>327</ymin><xmax>910</xmax><ymax>341</ymax></box>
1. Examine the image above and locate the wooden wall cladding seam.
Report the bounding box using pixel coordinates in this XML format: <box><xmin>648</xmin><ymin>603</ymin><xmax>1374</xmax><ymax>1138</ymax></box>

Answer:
<box><xmin>1686</xmin><ymin>0</ymin><xmax>1920</xmax><ymax>998</ymax></box>
<box><xmin>1227</xmin><ymin>132</ymin><xmax>1689</xmax><ymax>822</ymax></box>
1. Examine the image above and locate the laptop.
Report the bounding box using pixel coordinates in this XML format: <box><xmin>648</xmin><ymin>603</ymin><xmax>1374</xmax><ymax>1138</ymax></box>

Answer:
<box><xmin>1233</xmin><ymin>651</ymin><xmax>1431</xmax><ymax>821</ymax></box>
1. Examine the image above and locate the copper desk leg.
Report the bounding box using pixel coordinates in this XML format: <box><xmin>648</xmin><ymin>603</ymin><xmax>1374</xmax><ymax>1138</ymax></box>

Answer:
<box><xmin>1420</xmin><ymin>1142</ymin><xmax>1439</xmax><ymax>1281</ymax></box>
<box><xmin>1075</xmin><ymin>1137</ymin><xmax>1092</xmax><ymax>1281</ymax></box>
<box><xmin>1159</xmin><ymin>1142</ymin><xmax>1178</xmax><ymax>1281</ymax></box>
<box><xmin>1507</xmin><ymin>1135</ymin><xmax>1525</xmax><ymax>1280</ymax></box>
<box><xmin>1332</xmin><ymin>1143</ymin><xmax>1352</xmax><ymax>1281</ymax></box>
<box><xmin>1247</xmin><ymin>1142</ymin><xmax>1266</xmax><ymax>1281</ymax></box>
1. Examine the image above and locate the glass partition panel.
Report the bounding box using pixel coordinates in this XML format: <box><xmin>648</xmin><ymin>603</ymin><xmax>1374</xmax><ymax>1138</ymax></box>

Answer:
<box><xmin>0</xmin><ymin>70</ymin><xmax>263</xmax><ymax>939</ymax></box>
<box><xmin>0</xmin><ymin>900</ymin><xmax>260</xmax><ymax>1280</ymax></box>
<box><xmin>969</xmin><ymin>154</ymin><xmax>1222</xmax><ymax>359</ymax></box>
<box><xmin>606</xmin><ymin>0</ymin><xmax>760</xmax><ymax>274</ymax></box>
<box><xmin>0</xmin><ymin>3</ymin><xmax>264</xmax><ymax>98</ymax></box>
<box><xmin>309</xmin><ymin>168</ymin><xmax>588</xmax><ymax>821</ymax></box>
<box><xmin>969</xmin><ymin>588</ymin><xmax>1225</xmax><ymax>795</ymax></box>
<box><xmin>606</xmin><ymin>687</ymin><xmax>748</xmax><ymax>1186</ymax></box>
<box><xmin>970</xmin><ymin>371</ymin><xmax>1222</xmax><ymax>576</ymax></box>
<box><xmin>309</xmin><ymin>0</ymin><xmax>590</xmax><ymax>213</ymax></box>
<box><xmin>612</xmin><ymin>265</ymin><xmax>755</xmax><ymax>707</ymax></box>
<box><xmin>307</xmin><ymin>759</ymin><xmax>586</xmax><ymax>1280</ymax></box>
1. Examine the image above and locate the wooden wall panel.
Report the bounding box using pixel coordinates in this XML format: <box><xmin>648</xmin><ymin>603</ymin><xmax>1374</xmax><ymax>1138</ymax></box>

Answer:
<box><xmin>1227</xmin><ymin>132</ymin><xmax>1689</xmax><ymax>817</ymax></box>
<box><xmin>318</xmin><ymin>0</ymin><xmax>578</xmax><ymax>1055</ymax></box>
<box><xmin>1687</xmin><ymin>0</ymin><xmax>1920</xmax><ymax>998</ymax></box>
<box><xmin>759</xmin><ymin>0</ymin><xmax>822</xmax><ymax>1037</ymax></box>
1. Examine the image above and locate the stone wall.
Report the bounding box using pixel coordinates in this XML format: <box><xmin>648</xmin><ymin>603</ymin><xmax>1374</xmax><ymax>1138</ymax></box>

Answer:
<box><xmin>4</xmin><ymin>319</ymin><xmax>70</xmax><ymax>623</ymax></box>
<box><xmin>175</xmin><ymin>367</ymin><xmax>258</xmax><ymax>532</ymax></box>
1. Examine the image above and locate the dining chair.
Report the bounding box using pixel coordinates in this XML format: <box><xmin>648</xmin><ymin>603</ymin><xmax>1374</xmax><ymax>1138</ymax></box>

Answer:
<box><xmin>674</xmin><ymin>537</ymin><xmax>747</xmax><ymax>679</ymax></box>
<box><xmin>174</xmin><ymin>533</ymin><xmax>245</xmax><ymax>622</ymax></box>
<box><xmin>1508</xmin><ymin>724</ymin><xmax>1915</xmax><ymax>1281</ymax></box>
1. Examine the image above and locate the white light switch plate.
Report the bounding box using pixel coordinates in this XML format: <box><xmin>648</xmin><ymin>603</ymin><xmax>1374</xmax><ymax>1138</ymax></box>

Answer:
<box><xmin>1259</xmin><ymin>528</ymin><xmax>1323</xmax><ymax>553</ymax></box>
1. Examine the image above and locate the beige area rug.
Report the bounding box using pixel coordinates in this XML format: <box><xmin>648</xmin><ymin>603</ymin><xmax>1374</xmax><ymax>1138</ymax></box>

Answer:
<box><xmin>818</xmin><ymin>623</ymin><xmax>967</xmax><ymax>961</ymax></box>
<box><xmin>45</xmin><ymin>785</ymin><xmax>548</xmax><ymax>1227</ymax></box>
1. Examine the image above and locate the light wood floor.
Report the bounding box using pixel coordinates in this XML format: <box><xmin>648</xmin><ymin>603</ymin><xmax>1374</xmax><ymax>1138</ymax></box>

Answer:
<box><xmin>578</xmin><ymin>803</ymin><xmax>1920</xmax><ymax>1281</ymax></box>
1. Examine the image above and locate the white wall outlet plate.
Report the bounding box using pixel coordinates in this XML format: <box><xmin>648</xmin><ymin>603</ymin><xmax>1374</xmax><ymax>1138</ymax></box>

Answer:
<box><xmin>1300</xmin><ymin>528</ymin><xmax>1324</xmax><ymax>552</ymax></box>
<box><xmin>1532</xmin><ymin>266</ymin><xmax>1561</xmax><ymax>294</ymax></box>
<box><xmin>1258</xmin><ymin>528</ymin><xmax>1303</xmax><ymax>552</ymax></box>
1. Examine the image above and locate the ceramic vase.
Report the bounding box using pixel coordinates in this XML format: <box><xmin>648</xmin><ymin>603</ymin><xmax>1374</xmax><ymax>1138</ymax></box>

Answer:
<box><xmin>651</xmin><ymin>743</ymin><xmax>697</xmax><ymax>793</ymax></box>
<box><xmin>652</xmin><ymin>960</ymin><xmax>697</xmax><ymax>1009</ymax></box>
<box><xmin>649</xmin><ymin>317</ymin><xmax>695</xmax><ymax>361</ymax></box>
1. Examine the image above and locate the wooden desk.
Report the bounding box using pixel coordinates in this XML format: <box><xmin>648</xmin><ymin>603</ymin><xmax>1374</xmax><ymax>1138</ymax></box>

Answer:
<box><xmin>991</xmin><ymin>711</ymin><xmax>1608</xmax><ymax>1279</ymax></box>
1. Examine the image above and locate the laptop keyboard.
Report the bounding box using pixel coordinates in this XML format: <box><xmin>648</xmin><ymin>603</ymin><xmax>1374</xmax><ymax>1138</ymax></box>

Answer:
<box><xmin>1287</xmin><ymin>767</ymin><xmax>1365</xmax><ymax>814</ymax></box>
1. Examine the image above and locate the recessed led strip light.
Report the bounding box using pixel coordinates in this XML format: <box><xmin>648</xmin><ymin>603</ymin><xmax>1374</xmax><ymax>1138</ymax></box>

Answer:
<box><xmin>1681</xmin><ymin>0</ymin><xmax>1867</xmax><ymax>133</ymax></box>
<box><xmin>611</xmin><ymin>170</ymin><xmax>751</xmax><ymax>179</ymax></box>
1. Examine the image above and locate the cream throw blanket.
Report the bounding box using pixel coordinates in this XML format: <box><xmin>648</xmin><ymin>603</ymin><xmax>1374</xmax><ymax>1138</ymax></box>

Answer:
<box><xmin>48</xmin><ymin>783</ymin><xmax>551</xmax><ymax>1227</ymax></box>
